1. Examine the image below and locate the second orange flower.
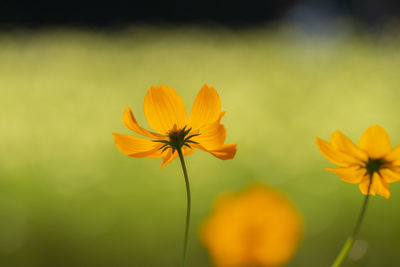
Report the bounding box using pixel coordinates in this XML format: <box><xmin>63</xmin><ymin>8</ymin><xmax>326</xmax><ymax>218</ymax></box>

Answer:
<box><xmin>316</xmin><ymin>125</ymin><xmax>400</xmax><ymax>199</ymax></box>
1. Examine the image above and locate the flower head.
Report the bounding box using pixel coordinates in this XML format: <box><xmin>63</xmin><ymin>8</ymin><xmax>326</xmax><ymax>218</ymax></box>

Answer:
<box><xmin>316</xmin><ymin>125</ymin><xmax>400</xmax><ymax>199</ymax></box>
<box><xmin>112</xmin><ymin>84</ymin><xmax>237</xmax><ymax>167</ymax></box>
<box><xmin>201</xmin><ymin>184</ymin><xmax>303</xmax><ymax>267</ymax></box>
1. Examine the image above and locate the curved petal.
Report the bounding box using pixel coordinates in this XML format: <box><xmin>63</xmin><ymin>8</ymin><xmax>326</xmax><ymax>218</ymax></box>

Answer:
<box><xmin>385</xmin><ymin>145</ymin><xmax>400</xmax><ymax>166</ymax></box>
<box><xmin>359</xmin><ymin>176</ymin><xmax>375</xmax><ymax>196</ymax></box>
<box><xmin>372</xmin><ymin>173</ymin><xmax>390</xmax><ymax>199</ymax></box>
<box><xmin>196</xmin><ymin>144</ymin><xmax>237</xmax><ymax>160</ymax></box>
<box><xmin>380</xmin><ymin>168</ymin><xmax>400</xmax><ymax>183</ymax></box>
<box><xmin>316</xmin><ymin>137</ymin><xmax>362</xmax><ymax>167</ymax></box>
<box><xmin>144</xmin><ymin>85</ymin><xmax>187</xmax><ymax>134</ymax></box>
<box><xmin>112</xmin><ymin>133</ymin><xmax>161</xmax><ymax>158</ymax></box>
<box><xmin>193</xmin><ymin>112</ymin><xmax>226</xmax><ymax>150</ymax></box>
<box><xmin>122</xmin><ymin>107</ymin><xmax>164</xmax><ymax>138</ymax></box>
<box><xmin>326</xmin><ymin>166</ymin><xmax>365</xmax><ymax>184</ymax></box>
<box><xmin>210</xmin><ymin>144</ymin><xmax>237</xmax><ymax>160</ymax></box>
<box><xmin>330</xmin><ymin>131</ymin><xmax>368</xmax><ymax>162</ymax></box>
<box><xmin>160</xmin><ymin>150</ymin><xmax>173</xmax><ymax>168</ymax></box>
<box><xmin>359</xmin><ymin>125</ymin><xmax>391</xmax><ymax>159</ymax></box>
<box><xmin>188</xmin><ymin>84</ymin><xmax>221</xmax><ymax>130</ymax></box>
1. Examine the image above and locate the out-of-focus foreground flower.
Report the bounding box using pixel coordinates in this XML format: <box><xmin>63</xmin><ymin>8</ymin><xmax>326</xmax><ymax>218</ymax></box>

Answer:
<box><xmin>316</xmin><ymin>125</ymin><xmax>400</xmax><ymax>199</ymax></box>
<box><xmin>112</xmin><ymin>84</ymin><xmax>236</xmax><ymax>167</ymax></box>
<box><xmin>201</xmin><ymin>184</ymin><xmax>303</xmax><ymax>267</ymax></box>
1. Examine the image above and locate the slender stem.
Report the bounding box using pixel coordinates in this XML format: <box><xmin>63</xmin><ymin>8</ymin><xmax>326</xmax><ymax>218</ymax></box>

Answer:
<box><xmin>331</xmin><ymin>176</ymin><xmax>373</xmax><ymax>267</ymax></box>
<box><xmin>177</xmin><ymin>147</ymin><xmax>191</xmax><ymax>267</ymax></box>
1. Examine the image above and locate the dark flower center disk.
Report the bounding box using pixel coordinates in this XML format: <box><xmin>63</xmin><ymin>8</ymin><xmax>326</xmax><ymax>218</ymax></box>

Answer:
<box><xmin>153</xmin><ymin>126</ymin><xmax>200</xmax><ymax>153</ymax></box>
<box><xmin>168</xmin><ymin>129</ymin><xmax>180</xmax><ymax>140</ymax></box>
<box><xmin>365</xmin><ymin>157</ymin><xmax>386</xmax><ymax>175</ymax></box>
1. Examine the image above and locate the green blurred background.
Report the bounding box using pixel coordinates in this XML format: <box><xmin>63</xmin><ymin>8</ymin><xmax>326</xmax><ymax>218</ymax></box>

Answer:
<box><xmin>1</xmin><ymin>27</ymin><xmax>400</xmax><ymax>266</ymax></box>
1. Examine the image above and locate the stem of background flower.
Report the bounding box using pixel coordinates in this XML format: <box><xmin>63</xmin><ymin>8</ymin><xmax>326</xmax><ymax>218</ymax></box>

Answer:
<box><xmin>331</xmin><ymin>176</ymin><xmax>373</xmax><ymax>267</ymax></box>
<box><xmin>177</xmin><ymin>147</ymin><xmax>191</xmax><ymax>267</ymax></box>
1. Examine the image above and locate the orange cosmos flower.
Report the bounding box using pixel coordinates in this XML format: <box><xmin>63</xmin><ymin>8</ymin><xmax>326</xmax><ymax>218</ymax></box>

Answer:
<box><xmin>316</xmin><ymin>125</ymin><xmax>400</xmax><ymax>199</ymax></box>
<box><xmin>112</xmin><ymin>84</ymin><xmax>237</xmax><ymax>167</ymax></box>
<box><xmin>201</xmin><ymin>184</ymin><xmax>303</xmax><ymax>267</ymax></box>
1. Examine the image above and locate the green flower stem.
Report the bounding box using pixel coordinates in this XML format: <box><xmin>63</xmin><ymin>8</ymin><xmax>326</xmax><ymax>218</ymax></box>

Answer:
<box><xmin>331</xmin><ymin>176</ymin><xmax>373</xmax><ymax>267</ymax></box>
<box><xmin>177</xmin><ymin>147</ymin><xmax>191</xmax><ymax>267</ymax></box>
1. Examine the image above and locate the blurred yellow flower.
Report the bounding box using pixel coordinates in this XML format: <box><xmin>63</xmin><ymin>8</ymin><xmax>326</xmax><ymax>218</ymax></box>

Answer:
<box><xmin>316</xmin><ymin>125</ymin><xmax>400</xmax><ymax>199</ymax></box>
<box><xmin>112</xmin><ymin>84</ymin><xmax>237</xmax><ymax>167</ymax></box>
<box><xmin>201</xmin><ymin>184</ymin><xmax>303</xmax><ymax>267</ymax></box>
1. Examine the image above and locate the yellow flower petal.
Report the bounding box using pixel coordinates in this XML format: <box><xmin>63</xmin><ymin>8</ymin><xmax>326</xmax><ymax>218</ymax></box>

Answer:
<box><xmin>316</xmin><ymin>137</ymin><xmax>361</xmax><ymax>167</ymax></box>
<box><xmin>385</xmin><ymin>145</ymin><xmax>400</xmax><ymax>166</ymax></box>
<box><xmin>112</xmin><ymin>133</ymin><xmax>161</xmax><ymax>158</ymax></box>
<box><xmin>144</xmin><ymin>85</ymin><xmax>187</xmax><ymax>134</ymax></box>
<box><xmin>188</xmin><ymin>84</ymin><xmax>221</xmax><ymax>130</ymax></box>
<box><xmin>210</xmin><ymin>145</ymin><xmax>237</xmax><ymax>160</ymax></box>
<box><xmin>160</xmin><ymin>150</ymin><xmax>173</xmax><ymax>168</ymax></box>
<box><xmin>359</xmin><ymin>125</ymin><xmax>391</xmax><ymax>158</ymax></box>
<box><xmin>330</xmin><ymin>131</ymin><xmax>368</xmax><ymax>162</ymax></box>
<box><xmin>380</xmin><ymin>168</ymin><xmax>400</xmax><ymax>183</ymax></box>
<box><xmin>194</xmin><ymin>112</ymin><xmax>226</xmax><ymax>150</ymax></box>
<box><xmin>196</xmin><ymin>144</ymin><xmax>237</xmax><ymax>160</ymax></box>
<box><xmin>326</xmin><ymin>166</ymin><xmax>365</xmax><ymax>184</ymax></box>
<box><xmin>122</xmin><ymin>107</ymin><xmax>164</xmax><ymax>138</ymax></box>
<box><xmin>372</xmin><ymin>173</ymin><xmax>390</xmax><ymax>199</ymax></box>
<box><xmin>359</xmin><ymin>176</ymin><xmax>375</xmax><ymax>196</ymax></box>
<box><xmin>358</xmin><ymin>173</ymin><xmax>390</xmax><ymax>198</ymax></box>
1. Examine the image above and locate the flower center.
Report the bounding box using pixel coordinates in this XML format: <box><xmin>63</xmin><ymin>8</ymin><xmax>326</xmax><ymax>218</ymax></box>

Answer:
<box><xmin>168</xmin><ymin>127</ymin><xmax>185</xmax><ymax>150</ymax></box>
<box><xmin>153</xmin><ymin>125</ymin><xmax>200</xmax><ymax>153</ymax></box>
<box><xmin>365</xmin><ymin>157</ymin><xmax>386</xmax><ymax>175</ymax></box>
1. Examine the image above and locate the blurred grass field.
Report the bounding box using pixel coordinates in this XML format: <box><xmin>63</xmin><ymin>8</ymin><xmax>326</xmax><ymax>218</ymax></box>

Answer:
<box><xmin>1</xmin><ymin>26</ymin><xmax>400</xmax><ymax>266</ymax></box>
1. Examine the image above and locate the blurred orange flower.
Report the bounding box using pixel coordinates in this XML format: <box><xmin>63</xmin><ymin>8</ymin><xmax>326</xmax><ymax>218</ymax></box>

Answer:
<box><xmin>201</xmin><ymin>184</ymin><xmax>303</xmax><ymax>267</ymax></box>
<box><xmin>112</xmin><ymin>84</ymin><xmax>237</xmax><ymax>167</ymax></box>
<box><xmin>316</xmin><ymin>125</ymin><xmax>400</xmax><ymax>199</ymax></box>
